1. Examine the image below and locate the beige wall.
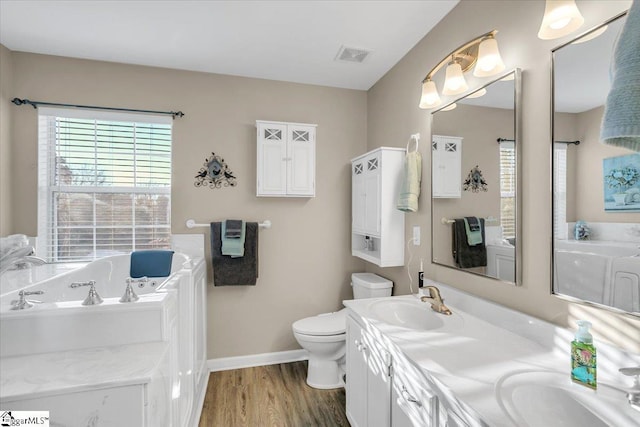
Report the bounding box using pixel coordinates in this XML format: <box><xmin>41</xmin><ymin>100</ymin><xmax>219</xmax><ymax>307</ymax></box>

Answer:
<box><xmin>431</xmin><ymin>103</ymin><xmax>513</xmax><ymax>267</ymax></box>
<box><xmin>0</xmin><ymin>45</ymin><xmax>13</xmax><ymax>235</ymax></box>
<box><xmin>366</xmin><ymin>0</ymin><xmax>640</xmax><ymax>352</ymax></box>
<box><xmin>7</xmin><ymin>50</ymin><xmax>367</xmax><ymax>358</ymax></box>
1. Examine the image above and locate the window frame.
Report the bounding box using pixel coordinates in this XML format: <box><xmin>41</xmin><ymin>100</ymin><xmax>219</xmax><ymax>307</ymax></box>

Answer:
<box><xmin>37</xmin><ymin>107</ymin><xmax>173</xmax><ymax>263</ymax></box>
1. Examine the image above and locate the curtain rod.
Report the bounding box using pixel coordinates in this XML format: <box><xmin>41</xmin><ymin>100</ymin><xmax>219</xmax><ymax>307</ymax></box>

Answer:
<box><xmin>11</xmin><ymin>98</ymin><xmax>184</xmax><ymax>119</ymax></box>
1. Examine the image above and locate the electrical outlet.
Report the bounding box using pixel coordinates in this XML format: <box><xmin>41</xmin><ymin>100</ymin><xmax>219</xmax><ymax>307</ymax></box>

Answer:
<box><xmin>413</xmin><ymin>226</ymin><xmax>420</xmax><ymax>245</ymax></box>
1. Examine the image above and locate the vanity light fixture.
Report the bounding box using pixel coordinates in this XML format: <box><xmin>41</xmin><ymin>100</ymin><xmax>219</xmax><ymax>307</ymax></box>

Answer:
<box><xmin>537</xmin><ymin>0</ymin><xmax>585</xmax><ymax>40</ymax></box>
<box><xmin>418</xmin><ymin>30</ymin><xmax>505</xmax><ymax>109</ymax></box>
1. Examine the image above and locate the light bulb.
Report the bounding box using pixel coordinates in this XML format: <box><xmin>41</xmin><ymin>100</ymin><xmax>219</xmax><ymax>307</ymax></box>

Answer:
<box><xmin>474</xmin><ymin>37</ymin><xmax>505</xmax><ymax>77</ymax></box>
<box><xmin>443</xmin><ymin>62</ymin><xmax>468</xmax><ymax>96</ymax></box>
<box><xmin>538</xmin><ymin>0</ymin><xmax>584</xmax><ymax>40</ymax></box>
<box><xmin>419</xmin><ymin>80</ymin><xmax>441</xmax><ymax>109</ymax></box>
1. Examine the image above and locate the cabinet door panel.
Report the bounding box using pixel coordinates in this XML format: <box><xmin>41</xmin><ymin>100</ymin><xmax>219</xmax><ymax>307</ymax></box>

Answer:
<box><xmin>346</xmin><ymin>317</ymin><xmax>367</xmax><ymax>427</ymax></box>
<box><xmin>364</xmin><ymin>173</ymin><xmax>381</xmax><ymax>235</ymax></box>
<box><xmin>432</xmin><ymin>136</ymin><xmax>462</xmax><ymax>198</ymax></box>
<box><xmin>287</xmin><ymin>126</ymin><xmax>315</xmax><ymax>196</ymax></box>
<box><xmin>257</xmin><ymin>123</ymin><xmax>288</xmax><ymax>195</ymax></box>
<box><xmin>352</xmin><ymin>161</ymin><xmax>366</xmax><ymax>233</ymax></box>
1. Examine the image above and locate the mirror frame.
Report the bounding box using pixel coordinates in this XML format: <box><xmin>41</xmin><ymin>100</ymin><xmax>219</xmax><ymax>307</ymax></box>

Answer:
<box><xmin>430</xmin><ymin>68</ymin><xmax>523</xmax><ymax>286</ymax></box>
<box><xmin>550</xmin><ymin>11</ymin><xmax>638</xmax><ymax>317</ymax></box>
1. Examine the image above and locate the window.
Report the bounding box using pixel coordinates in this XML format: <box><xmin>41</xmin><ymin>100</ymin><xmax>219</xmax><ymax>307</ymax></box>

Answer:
<box><xmin>553</xmin><ymin>143</ymin><xmax>568</xmax><ymax>240</ymax></box>
<box><xmin>37</xmin><ymin>107</ymin><xmax>172</xmax><ymax>262</ymax></box>
<box><xmin>499</xmin><ymin>141</ymin><xmax>516</xmax><ymax>239</ymax></box>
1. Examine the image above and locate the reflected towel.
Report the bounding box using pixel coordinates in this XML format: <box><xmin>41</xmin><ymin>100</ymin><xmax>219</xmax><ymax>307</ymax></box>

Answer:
<box><xmin>221</xmin><ymin>221</ymin><xmax>246</xmax><ymax>258</ymax></box>
<box><xmin>130</xmin><ymin>250</ymin><xmax>174</xmax><ymax>278</ymax></box>
<box><xmin>397</xmin><ymin>151</ymin><xmax>422</xmax><ymax>212</ymax></box>
<box><xmin>225</xmin><ymin>219</ymin><xmax>243</xmax><ymax>239</ymax></box>
<box><xmin>463</xmin><ymin>217</ymin><xmax>483</xmax><ymax>246</ymax></box>
<box><xmin>211</xmin><ymin>222</ymin><xmax>259</xmax><ymax>286</ymax></box>
<box><xmin>452</xmin><ymin>218</ymin><xmax>486</xmax><ymax>268</ymax></box>
<box><xmin>600</xmin><ymin>1</ymin><xmax>640</xmax><ymax>151</ymax></box>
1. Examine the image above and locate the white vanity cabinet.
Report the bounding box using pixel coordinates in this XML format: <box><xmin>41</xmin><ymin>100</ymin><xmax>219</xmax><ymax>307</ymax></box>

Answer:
<box><xmin>346</xmin><ymin>315</ymin><xmax>392</xmax><ymax>427</ymax></box>
<box><xmin>256</xmin><ymin>120</ymin><xmax>316</xmax><ymax>197</ymax></box>
<box><xmin>432</xmin><ymin>135</ymin><xmax>462</xmax><ymax>198</ymax></box>
<box><xmin>351</xmin><ymin>147</ymin><xmax>405</xmax><ymax>267</ymax></box>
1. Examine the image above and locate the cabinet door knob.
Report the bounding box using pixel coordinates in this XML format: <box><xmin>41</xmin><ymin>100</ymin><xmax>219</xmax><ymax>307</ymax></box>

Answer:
<box><xmin>401</xmin><ymin>385</ymin><xmax>422</xmax><ymax>407</ymax></box>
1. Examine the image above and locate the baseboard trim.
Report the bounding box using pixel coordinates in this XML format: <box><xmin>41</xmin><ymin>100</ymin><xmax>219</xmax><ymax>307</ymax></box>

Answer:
<box><xmin>207</xmin><ymin>349</ymin><xmax>308</xmax><ymax>372</ymax></box>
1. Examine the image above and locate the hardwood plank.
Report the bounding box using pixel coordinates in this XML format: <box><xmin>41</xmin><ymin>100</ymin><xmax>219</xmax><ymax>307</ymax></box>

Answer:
<box><xmin>198</xmin><ymin>361</ymin><xmax>349</xmax><ymax>427</ymax></box>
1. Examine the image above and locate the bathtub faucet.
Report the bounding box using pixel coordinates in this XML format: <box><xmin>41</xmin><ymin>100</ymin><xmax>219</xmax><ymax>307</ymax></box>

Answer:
<box><xmin>420</xmin><ymin>286</ymin><xmax>453</xmax><ymax>315</ymax></box>
<box><xmin>10</xmin><ymin>289</ymin><xmax>45</xmax><ymax>310</ymax></box>
<box><xmin>0</xmin><ymin>252</ymin><xmax>47</xmax><ymax>276</ymax></box>
<box><xmin>70</xmin><ymin>280</ymin><xmax>103</xmax><ymax>306</ymax></box>
<box><xmin>120</xmin><ymin>277</ymin><xmax>146</xmax><ymax>303</ymax></box>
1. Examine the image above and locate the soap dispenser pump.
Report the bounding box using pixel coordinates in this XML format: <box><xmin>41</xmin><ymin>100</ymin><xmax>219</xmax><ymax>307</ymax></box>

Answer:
<box><xmin>571</xmin><ymin>320</ymin><xmax>597</xmax><ymax>389</ymax></box>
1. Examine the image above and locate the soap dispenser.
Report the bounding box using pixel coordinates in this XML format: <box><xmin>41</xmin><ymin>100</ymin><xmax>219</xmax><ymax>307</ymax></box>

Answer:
<box><xmin>571</xmin><ymin>320</ymin><xmax>597</xmax><ymax>389</ymax></box>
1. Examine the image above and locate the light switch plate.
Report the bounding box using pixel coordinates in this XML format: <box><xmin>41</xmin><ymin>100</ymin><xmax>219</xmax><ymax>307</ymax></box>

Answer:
<box><xmin>413</xmin><ymin>226</ymin><xmax>420</xmax><ymax>245</ymax></box>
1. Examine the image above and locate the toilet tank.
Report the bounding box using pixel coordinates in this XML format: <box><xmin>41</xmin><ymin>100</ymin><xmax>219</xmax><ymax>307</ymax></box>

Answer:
<box><xmin>351</xmin><ymin>273</ymin><xmax>393</xmax><ymax>299</ymax></box>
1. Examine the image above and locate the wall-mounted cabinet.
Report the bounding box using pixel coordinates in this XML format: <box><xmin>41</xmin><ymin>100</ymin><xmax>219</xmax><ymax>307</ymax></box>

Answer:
<box><xmin>256</xmin><ymin>120</ymin><xmax>316</xmax><ymax>197</ymax></box>
<box><xmin>432</xmin><ymin>135</ymin><xmax>462</xmax><ymax>198</ymax></box>
<box><xmin>351</xmin><ymin>147</ymin><xmax>405</xmax><ymax>267</ymax></box>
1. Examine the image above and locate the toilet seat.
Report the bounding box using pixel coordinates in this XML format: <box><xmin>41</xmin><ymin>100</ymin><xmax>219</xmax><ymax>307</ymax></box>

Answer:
<box><xmin>292</xmin><ymin>309</ymin><xmax>346</xmax><ymax>336</ymax></box>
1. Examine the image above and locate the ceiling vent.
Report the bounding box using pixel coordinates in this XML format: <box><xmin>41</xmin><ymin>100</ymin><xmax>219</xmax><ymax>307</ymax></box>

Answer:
<box><xmin>335</xmin><ymin>45</ymin><xmax>372</xmax><ymax>63</ymax></box>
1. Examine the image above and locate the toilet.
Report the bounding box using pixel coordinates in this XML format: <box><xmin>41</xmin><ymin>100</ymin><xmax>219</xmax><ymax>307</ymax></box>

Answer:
<box><xmin>292</xmin><ymin>273</ymin><xmax>393</xmax><ymax>389</ymax></box>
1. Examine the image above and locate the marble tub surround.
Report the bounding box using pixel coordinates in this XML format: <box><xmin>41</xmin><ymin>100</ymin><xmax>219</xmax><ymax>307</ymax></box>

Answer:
<box><xmin>344</xmin><ymin>283</ymin><xmax>640</xmax><ymax>426</ymax></box>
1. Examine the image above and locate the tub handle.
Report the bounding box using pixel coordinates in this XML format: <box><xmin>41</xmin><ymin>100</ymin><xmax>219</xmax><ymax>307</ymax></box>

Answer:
<box><xmin>70</xmin><ymin>280</ymin><xmax>96</xmax><ymax>288</ymax></box>
<box><xmin>10</xmin><ymin>290</ymin><xmax>45</xmax><ymax>310</ymax></box>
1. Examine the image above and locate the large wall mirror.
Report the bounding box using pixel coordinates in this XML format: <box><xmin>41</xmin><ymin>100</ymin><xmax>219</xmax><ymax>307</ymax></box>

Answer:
<box><xmin>431</xmin><ymin>69</ymin><xmax>522</xmax><ymax>285</ymax></box>
<box><xmin>552</xmin><ymin>12</ymin><xmax>639</xmax><ymax>315</ymax></box>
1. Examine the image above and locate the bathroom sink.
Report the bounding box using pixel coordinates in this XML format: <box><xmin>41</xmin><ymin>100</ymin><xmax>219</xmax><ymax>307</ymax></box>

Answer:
<box><xmin>366</xmin><ymin>299</ymin><xmax>463</xmax><ymax>331</ymax></box>
<box><xmin>496</xmin><ymin>370</ymin><xmax>639</xmax><ymax>427</ymax></box>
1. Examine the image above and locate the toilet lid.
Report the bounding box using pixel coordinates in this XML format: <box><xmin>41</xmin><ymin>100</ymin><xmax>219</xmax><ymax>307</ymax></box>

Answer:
<box><xmin>293</xmin><ymin>309</ymin><xmax>346</xmax><ymax>336</ymax></box>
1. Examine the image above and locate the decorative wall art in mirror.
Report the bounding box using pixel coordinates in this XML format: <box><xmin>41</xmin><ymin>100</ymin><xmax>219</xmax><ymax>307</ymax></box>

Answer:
<box><xmin>194</xmin><ymin>152</ymin><xmax>237</xmax><ymax>188</ymax></box>
<box><xmin>552</xmin><ymin>11</ymin><xmax>639</xmax><ymax>315</ymax></box>
<box><xmin>431</xmin><ymin>69</ymin><xmax>522</xmax><ymax>285</ymax></box>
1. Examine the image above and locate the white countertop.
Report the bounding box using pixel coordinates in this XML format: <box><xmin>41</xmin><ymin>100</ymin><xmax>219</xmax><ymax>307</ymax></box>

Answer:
<box><xmin>0</xmin><ymin>342</ymin><xmax>168</xmax><ymax>402</ymax></box>
<box><xmin>344</xmin><ymin>292</ymin><xmax>640</xmax><ymax>427</ymax></box>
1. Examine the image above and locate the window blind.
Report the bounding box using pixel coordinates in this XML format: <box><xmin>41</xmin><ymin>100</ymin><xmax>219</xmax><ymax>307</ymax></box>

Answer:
<box><xmin>37</xmin><ymin>107</ymin><xmax>172</xmax><ymax>262</ymax></box>
<box><xmin>553</xmin><ymin>144</ymin><xmax>568</xmax><ymax>240</ymax></box>
<box><xmin>499</xmin><ymin>142</ymin><xmax>516</xmax><ymax>239</ymax></box>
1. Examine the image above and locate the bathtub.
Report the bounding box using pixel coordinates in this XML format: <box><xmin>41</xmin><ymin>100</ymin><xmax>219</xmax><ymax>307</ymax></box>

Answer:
<box><xmin>0</xmin><ymin>252</ymin><xmax>208</xmax><ymax>427</ymax></box>
<box><xmin>554</xmin><ymin>240</ymin><xmax>640</xmax><ymax>313</ymax></box>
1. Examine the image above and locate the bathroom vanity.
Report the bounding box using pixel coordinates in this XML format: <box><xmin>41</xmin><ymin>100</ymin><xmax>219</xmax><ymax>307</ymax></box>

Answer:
<box><xmin>344</xmin><ymin>284</ymin><xmax>640</xmax><ymax>427</ymax></box>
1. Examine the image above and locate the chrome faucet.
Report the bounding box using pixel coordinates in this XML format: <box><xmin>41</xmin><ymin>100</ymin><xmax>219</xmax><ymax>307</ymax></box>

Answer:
<box><xmin>70</xmin><ymin>280</ymin><xmax>103</xmax><ymax>305</ymax></box>
<box><xmin>120</xmin><ymin>277</ymin><xmax>146</xmax><ymax>303</ymax></box>
<box><xmin>619</xmin><ymin>367</ymin><xmax>640</xmax><ymax>411</ymax></box>
<box><xmin>420</xmin><ymin>286</ymin><xmax>452</xmax><ymax>315</ymax></box>
<box><xmin>10</xmin><ymin>289</ymin><xmax>45</xmax><ymax>310</ymax></box>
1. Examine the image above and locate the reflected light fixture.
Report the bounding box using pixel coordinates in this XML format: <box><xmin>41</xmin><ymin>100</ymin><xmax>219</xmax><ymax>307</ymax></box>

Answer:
<box><xmin>573</xmin><ymin>25</ymin><xmax>608</xmax><ymax>44</ymax></box>
<box><xmin>441</xmin><ymin>103</ymin><xmax>457</xmax><ymax>111</ymax></box>
<box><xmin>466</xmin><ymin>88</ymin><xmax>487</xmax><ymax>99</ymax></box>
<box><xmin>538</xmin><ymin>0</ymin><xmax>584</xmax><ymax>40</ymax></box>
<box><xmin>419</xmin><ymin>30</ymin><xmax>505</xmax><ymax>109</ymax></box>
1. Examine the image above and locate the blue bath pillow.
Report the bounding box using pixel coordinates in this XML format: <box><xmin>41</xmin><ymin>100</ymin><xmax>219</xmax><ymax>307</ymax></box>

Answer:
<box><xmin>130</xmin><ymin>250</ymin><xmax>175</xmax><ymax>278</ymax></box>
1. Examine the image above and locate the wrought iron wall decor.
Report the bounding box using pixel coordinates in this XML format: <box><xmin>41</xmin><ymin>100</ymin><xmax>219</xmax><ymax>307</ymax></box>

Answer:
<box><xmin>195</xmin><ymin>152</ymin><xmax>237</xmax><ymax>188</ymax></box>
<box><xmin>463</xmin><ymin>165</ymin><xmax>488</xmax><ymax>192</ymax></box>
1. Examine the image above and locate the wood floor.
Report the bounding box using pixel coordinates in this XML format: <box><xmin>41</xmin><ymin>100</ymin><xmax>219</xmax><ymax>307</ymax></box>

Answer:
<box><xmin>198</xmin><ymin>361</ymin><xmax>350</xmax><ymax>427</ymax></box>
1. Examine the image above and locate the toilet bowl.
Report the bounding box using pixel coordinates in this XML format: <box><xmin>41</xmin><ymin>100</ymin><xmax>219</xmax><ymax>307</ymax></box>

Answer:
<box><xmin>292</xmin><ymin>273</ymin><xmax>393</xmax><ymax>389</ymax></box>
<box><xmin>292</xmin><ymin>310</ymin><xmax>347</xmax><ymax>389</ymax></box>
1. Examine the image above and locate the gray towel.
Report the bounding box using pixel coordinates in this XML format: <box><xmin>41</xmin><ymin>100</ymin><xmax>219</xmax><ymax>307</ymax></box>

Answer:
<box><xmin>225</xmin><ymin>219</ymin><xmax>243</xmax><ymax>239</ymax></box>
<box><xmin>211</xmin><ymin>222</ymin><xmax>259</xmax><ymax>286</ymax></box>
<box><xmin>600</xmin><ymin>1</ymin><xmax>640</xmax><ymax>151</ymax></box>
<box><xmin>452</xmin><ymin>218</ymin><xmax>486</xmax><ymax>268</ymax></box>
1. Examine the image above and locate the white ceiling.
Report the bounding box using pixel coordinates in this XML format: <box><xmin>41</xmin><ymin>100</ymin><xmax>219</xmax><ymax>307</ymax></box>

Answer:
<box><xmin>0</xmin><ymin>0</ymin><xmax>459</xmax><ymax>90</ymax></box>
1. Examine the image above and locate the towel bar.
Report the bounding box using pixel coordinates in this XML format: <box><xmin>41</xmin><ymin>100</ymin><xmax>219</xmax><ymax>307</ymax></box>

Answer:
<box><xmin>185</xmin><ymin>219</ymin><xmax>271</xmax><ymax>229</ymax></box>
<box><xmin>441</xmin><ymin>216</ymin><xmax>498</xmax><ymax>225</ymax></box>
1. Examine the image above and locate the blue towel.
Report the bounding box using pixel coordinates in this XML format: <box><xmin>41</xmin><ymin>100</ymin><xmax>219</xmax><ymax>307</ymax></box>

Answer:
<box><xmin>130</xmin><ymin>250</ymin><xmax>174</xmax><ymax>278</ymax></box>
<box><xmin>600</xmin><ymin>1</ymin><xmax>640</xmax><ymax>151</ymax></box>
<box><xmin>221</xmin><ymin>221</ymin><xmax>246</xmax><ymax>258</ymax></box>
<box><xmin>397</xmin><ymin>151</ymin><xmax>422</xmax><ymax>212</ymax></box>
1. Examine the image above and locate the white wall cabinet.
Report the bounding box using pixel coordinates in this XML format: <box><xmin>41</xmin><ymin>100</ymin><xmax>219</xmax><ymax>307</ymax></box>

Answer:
<box><xmin>256</xmin><ymin>120</ymin><xmax>316</xmax><ymax>197</ymax></box>
<box><xmin>351</xmin><ymin>147</ymin><xmax>405</xmax><ymax>267</ymax></box>
<box><xmin>432</xmin><ymin>135</ymin><xmax>462</xmax><ymax>198</ymax></box>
